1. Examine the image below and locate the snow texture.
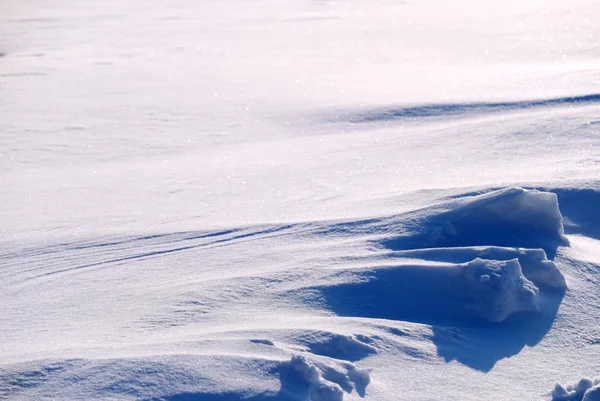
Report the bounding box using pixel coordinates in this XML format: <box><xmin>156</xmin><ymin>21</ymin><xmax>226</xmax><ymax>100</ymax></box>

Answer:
<box><xmin>2</xmin><ymin>0</ymin><xmax>600</xmax><ymax>399</ymax></box>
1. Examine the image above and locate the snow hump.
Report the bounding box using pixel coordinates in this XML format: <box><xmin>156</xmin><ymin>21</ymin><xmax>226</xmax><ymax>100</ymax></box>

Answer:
<box><xmin>415</xmin><ymin>187</ymin><xmax>570</xmax><ymax>255</ymax></box>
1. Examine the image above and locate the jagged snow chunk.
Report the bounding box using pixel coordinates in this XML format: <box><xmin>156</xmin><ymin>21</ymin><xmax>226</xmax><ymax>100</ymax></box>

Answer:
<box><xmin>310</xmin><ymin>381</ymin><xmax>344</xmax><ymax>401</ymax></box>
<box><xmin>460</xmin><ymin>258</ymin><xmax>539</xmax><ymax>322</ymax></box>
<box><xmin>289</xmin><ymin>355</ymin><xmax>371</xmax><ymax>401</ymax></box>
<box><xmin>290</xmin><ymin>355</ymin><xmax>343</xmax><ymax>401</ymax></box>
<box><xmin>347</xmin><ymin>366</ymin><xmax>371</xmax><ymax>388</ymax></box>
<box><xmin>513</xmin><ymin>247</ymin><xmax>566</xmax><ymax>289</ymax></box>
<box><xmin>291</xmin><ymin>355</ymin><xmax>321</xmax><ymax>385</ymax></box>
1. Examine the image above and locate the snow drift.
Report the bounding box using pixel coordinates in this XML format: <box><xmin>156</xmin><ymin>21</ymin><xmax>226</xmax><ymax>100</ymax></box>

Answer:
<box><xmin>387</xmin><ymin>187</ymin><xmax>570</xmax><ymax>258</ymax></box>
<box><xmin>317</xmin><ymin>188</ymin><xmax>569</xmax><ymax>324</ymax></box>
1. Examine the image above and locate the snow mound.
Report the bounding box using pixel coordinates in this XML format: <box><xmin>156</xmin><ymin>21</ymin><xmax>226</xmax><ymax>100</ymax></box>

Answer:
<box><xmin>390</xmin><ymin>188</ymin><xmax>569</xmax><ymax>257</ymax></box>
<box><xmin>290</xmin><ymin>355</ymin><xmax>371</xmax><ymax>401</ymax></box>
<box><xmin>552</xmin><ymin>377</ymin><xmax>600</xmax><ymax>401</ymax></box>
<box><xmin>396</xmin><ymin>245</ymin><xmax>566</xmax><ymax>289</ymax></box>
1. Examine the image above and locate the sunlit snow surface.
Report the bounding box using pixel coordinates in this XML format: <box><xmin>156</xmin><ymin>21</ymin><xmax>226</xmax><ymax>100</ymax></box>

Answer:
<box><xmin>1</xmin><ymin>0</ymin><xmax>600</xmax><ymax>400</ymax></box>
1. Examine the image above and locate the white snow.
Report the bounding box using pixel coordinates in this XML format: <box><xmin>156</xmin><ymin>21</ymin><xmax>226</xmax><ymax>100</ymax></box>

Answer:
<box><xmin>1</xmin><ymin>0</ymin><xmax>600</xmax><ymax>399</ymax></box>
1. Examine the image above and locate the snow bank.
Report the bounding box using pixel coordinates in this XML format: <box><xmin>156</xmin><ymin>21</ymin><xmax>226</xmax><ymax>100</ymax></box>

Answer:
<box><xmin>552</xmin><ymin>377</ymin><xmax>600</xmax><ymax>401</ymax></box>
<box><xmin>423</xmin><ymin>188</ymin><xmax>569</xmax><ymax>253</ymax></box>
<box><xmin>459</xmin><ymin>258</ymin><xmax>540</xmax><ymax>322</ymax></box>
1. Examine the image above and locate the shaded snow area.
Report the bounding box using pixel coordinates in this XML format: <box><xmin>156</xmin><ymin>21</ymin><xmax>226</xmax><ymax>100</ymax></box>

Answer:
<box><xmin>553</xmin><ymin>378</ymin><xmax>600</xmax><ymax>401</ymax></box>
<box><xmin>2</xmin><ymin>0</ymin><xmax>600</xmax><ymax>399</ymax></box>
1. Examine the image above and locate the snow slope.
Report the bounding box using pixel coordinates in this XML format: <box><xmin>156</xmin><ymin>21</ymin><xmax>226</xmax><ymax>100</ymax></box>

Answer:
<box><xmin>1</xmin><ymin>0</ymin><xmax>599</xmax><ymax>400</ymax></box>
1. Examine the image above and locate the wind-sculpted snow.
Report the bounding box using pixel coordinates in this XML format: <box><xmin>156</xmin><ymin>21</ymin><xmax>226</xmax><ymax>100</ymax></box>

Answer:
<box><xmin>316</xmin><ymin>188</ymin><xmax>568</xmax><ymax>323</ymax></box>
<box><xmin>0</xmin><ymin>185</ymin><xmax>593</xmax><ymax>400</ymax></box>
<box><xmin>0</xmin><ymin>337</ymin><xmax>374</xmax><ymax>401</ymax></box>
<box><xmin>385</xmin><ymin>187</ymin><xmax>569</xmax><ymax>258</ymax></box>
<box><xmin>552</xmin><ymin>378</ymin><xmax>600</xmax><ymax>401</ymax></box>
<box><xmin>460</xmin><ymin>258</ymin><xmax>540</xmax><ymax>322</ymax></box>
<box><xmin>2</xmin><ymin>0</ymin><xmax>600</xmax><ymax>397</ymax></box>
<box><xmin>340</xmin><ymin>94</ymin><xmax>600</xmax><ymax>123</ymax></box>
<box><xmin>292</xmin><ymin>332</ymin><xmax>377</xmax><ymax>362</ymax></box>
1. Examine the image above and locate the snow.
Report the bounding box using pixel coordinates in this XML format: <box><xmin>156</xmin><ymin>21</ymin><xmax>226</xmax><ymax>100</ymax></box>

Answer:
<box><xmin>2</xmin><ymin>0</ymin><xmax>600</xmax><ymax>399</ymax></box>
<box><xmin>460</xmin><ymin>258</ymin><xmax>540</xmax><ymax>322</ymax></box>
<box><xmin>584</xmin><ymin>386</ymin><xmax>600</xmax><ymax>401</ymax></box>
<box><xmin>395</xmin><ymin>246</ymin><xmax>566</xmax><ymax>289</ymax></box>
<box><xmin>553</xmin><ymin>378</ymin><xmax>600</xmax><ymax>401</ymax></box>
<box><xmin>392</xmin><ymin>187</ymin><xmax>569</xmax><ymax>256</ymax></box>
